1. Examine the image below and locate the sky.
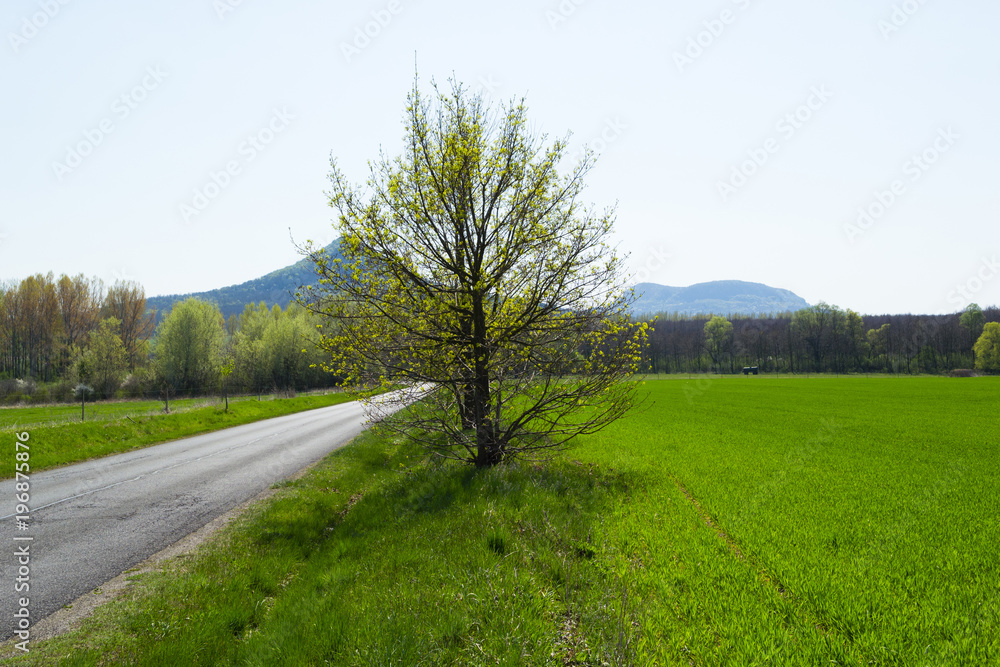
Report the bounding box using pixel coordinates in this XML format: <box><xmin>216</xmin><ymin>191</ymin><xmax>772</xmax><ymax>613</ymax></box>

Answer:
<box><xmin>2</xmin><ymin>0</ymin><xmax>998</xmax><ymax>316</ymax></box>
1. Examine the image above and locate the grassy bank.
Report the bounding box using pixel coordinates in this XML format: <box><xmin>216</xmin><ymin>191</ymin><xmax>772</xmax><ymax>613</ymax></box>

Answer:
<box><xmin>0</xmin><ymin>392</ymin><xmax>341</xmax><ymax>430</ymax></box>
<box><xmin>5</xmin><ymin>377</ymin><xmax>997</xmax><ymax>664</ymax></box>
<box><xmin>1</xmin><ymin>392</ymin><xmax>359</xmax><ymax>478</ymax></box>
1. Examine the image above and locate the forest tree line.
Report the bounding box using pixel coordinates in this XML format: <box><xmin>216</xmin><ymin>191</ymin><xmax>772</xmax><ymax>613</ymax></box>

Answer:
<box><xmin>0</xmin><ymin>273</ymin><xmax>336</xmax><ymax>404</ymax></box>
<box><xmin>640</xmin><ymin>302</ymin><xmax>1000</xmax><ymax>375</ymax></box>
<box><xmin>3</xmin><ymin>272</ymin><xmax>998</xmax><ymax>406</ymax></box>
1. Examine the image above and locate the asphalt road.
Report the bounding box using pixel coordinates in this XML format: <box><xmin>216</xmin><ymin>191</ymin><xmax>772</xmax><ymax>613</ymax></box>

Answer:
<box><xmin>0</xmin><ymin>398</ymin><xmax>377</xmax><ymax>641</ymax></box>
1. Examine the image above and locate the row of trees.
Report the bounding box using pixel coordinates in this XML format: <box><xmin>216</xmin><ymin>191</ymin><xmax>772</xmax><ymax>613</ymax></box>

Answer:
<box><xmin>642</xmin><ymin>303</ymin><xmax>1000</xmax><ymax>375</ymax></box>
<box><xmin>0</xmin><ymin>272</ymin><xmax>337</xmax><ymax>403</ymax></box>
<box><xmin>154</xmin><ymin>299</ymin><xmax>332</xmax><ymax>399</ymax></box>
<box><xmin>0</xmin><ymin>274</ymin><xmax>154</xmax><ymax>385</ymax></box>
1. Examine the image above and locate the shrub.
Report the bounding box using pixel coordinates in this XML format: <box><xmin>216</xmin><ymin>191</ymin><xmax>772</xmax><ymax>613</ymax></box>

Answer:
<box><xmin>121</xmin><ymin>368</ymin><xmax>155</xmax><ymax>398</ymax></box>
<box><xmin>29</xmin><ymin>385</ymin><xmax>51</xmax><ymax>404</ymax></box>
<box><xmin>0</xmin><ymin>378</ymin><xmax>37</xmax><ymax>404</ymax></box>
<box><xmin>51</xmin><ymin>380</ymin><xmax>78</xmax><ymax>403</ymax></box>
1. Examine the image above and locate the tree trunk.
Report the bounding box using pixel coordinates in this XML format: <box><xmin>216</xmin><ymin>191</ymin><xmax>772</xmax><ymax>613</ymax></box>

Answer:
<box><xmin>471</xmin><ymin>292</ymin><xmax>500</xmax><ymax>467</ymax></box>
<box><xmin>458</xmin><ymin>374</ymin><xmax>476</xmax><ymax>429</ymax></box>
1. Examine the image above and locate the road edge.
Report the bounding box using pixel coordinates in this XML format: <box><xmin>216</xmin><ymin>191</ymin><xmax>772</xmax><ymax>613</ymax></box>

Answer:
<box><xmin>0</xmin><ymin>455</ymin><xmax>324</xmax><ymax>659</ymax></box>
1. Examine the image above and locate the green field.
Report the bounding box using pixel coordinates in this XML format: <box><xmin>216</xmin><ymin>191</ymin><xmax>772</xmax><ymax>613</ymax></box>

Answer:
<box><xmin>5</xmin><ymin>377</ymin><xmax>997</xmax><ymax>665</ymax></box>
<box><xmin>602</xmin><ymin>377</ymin><xmax>999</xmax><ymax>663</ymax></box>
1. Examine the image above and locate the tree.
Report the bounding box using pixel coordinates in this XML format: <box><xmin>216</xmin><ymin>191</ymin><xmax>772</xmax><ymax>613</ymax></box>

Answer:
<box><xmin>0</xmin><ymin>281</ymin><xmax>22</xmax><ymax>377</ymax></box>
<box><xmin>220</xmin><ymin>356</ymin><xmax>234</xmax><ymax>412</ymax></box>
<box><xmin>261</xmin><ymin>305</ymin><xmax>309</xmax><ymax>392</ymax></box>
<box><xmin>103</xmin><ymin>280</ymin><xmax>156</xmax><ymax>371</ymax></box>
<box><xmin>231</xmin><ymin>302</ymin><xmax>326</xmax><ymax>395</ymax></box>
<box><xmin>300</xmin><ymin>77</ymin><xmax>648</xmax><ymax>467</ymax></box>
<box><xmin>973</xmin><ymin>322</ymin><xmax>1000</xmax><ymax>372</ymax></box>
<box><xmin>960</xmin><ymin>303</ymin><xmax>985</xmax><ymax>363</ymax></box>
<box><xmin>56</xmin><ymin>274</ymin><xmax>104</xmax><ymax>375</ymax></box>
<box><xmin>866</xmin><ymin>323</ymin><xmax>891</xmax><ymax>371</ymax></box>
<box><xmin>57</xmin><ymin>274</ymin><xmax>104</xmax><ymax>350</ymax></box>
<box><xmin>79</xmin><ymin>317</ymin><xmax>128</xmax><ymax>398</ymax></box>
<box><xmin>843</xmin><ymin>310</ymin><xmax>868</xmax><ymax>372</ymax></box>
<box><xmin>153</xmin><ymin>298</ymin><xmax>226</xmax><ymax>395</ymax></box>
<box><xmin>703</xmin><ymin>316</ymin><xmax>733</xmax><ymax>372</ymax></box>
<box><xmin>792</xmin><ymin>303</ymin><xmax>844</xmax><ymax>372</ymax></box>
<box><xmin>232</xmin><ymin>303</ymin><xmax>273</xmax><ymax>396</ymax></box>
<box><xmin>3</xmin><ymin>274</ymin><xmax>65</xmax><ymax>381</ymax></box>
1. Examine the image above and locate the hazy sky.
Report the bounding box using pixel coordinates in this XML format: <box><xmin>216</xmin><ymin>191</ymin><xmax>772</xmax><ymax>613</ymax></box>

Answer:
<box><xmin>2</xmin><ymin>0</ymin><xmax>998</xmax><ymax>315</ymax></box>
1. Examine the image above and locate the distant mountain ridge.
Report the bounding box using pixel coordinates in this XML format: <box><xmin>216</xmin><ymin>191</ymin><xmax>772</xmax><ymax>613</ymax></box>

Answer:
<box><xmin>631</xmin><ymin>280</ymin><xmax>808</xmax><ymax>316</ymax></box>
<box><xmin>148</xmin><ymin>244</ymin><xmax>808</xmax><ymax>321</ymax></box>
<box><xmin>147</xmin><ymin>241</ymin><xmax>341</xmax><ymax>321</ymax></box>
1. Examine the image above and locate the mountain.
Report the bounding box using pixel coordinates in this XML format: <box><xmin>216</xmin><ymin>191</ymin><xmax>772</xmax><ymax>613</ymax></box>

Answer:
<box><xmin>631</xmin><ymin>280</ymin><xmax>808</xmax><ymax>317</ymax></box>
<box><xmin>148</xmin><ymin>245</ymin><xmax>807</xmax><ymax>322</ymax></box>
<box><xmin>147</xmin><ymin>240</ymin><xmax>341</xmax><ymax>321</ymax></box>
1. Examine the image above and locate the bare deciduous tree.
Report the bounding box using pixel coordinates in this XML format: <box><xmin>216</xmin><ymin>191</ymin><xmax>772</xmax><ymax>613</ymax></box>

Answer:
<box><xmin>299</xmin><ymin>77</ymin><xmax>649</xmax><ymax>467</ymax></box>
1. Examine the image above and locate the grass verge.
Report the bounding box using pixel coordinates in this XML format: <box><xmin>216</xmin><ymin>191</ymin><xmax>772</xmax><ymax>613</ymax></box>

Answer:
<box><xmin>1</xmin><ymin>428</ymin><xmax>644</xmax><ymax>665</ymax></box>
<box><xmin>1</xmin><ymin>392</ymin><xmax>359</xmax><ymax>478</ymax></box>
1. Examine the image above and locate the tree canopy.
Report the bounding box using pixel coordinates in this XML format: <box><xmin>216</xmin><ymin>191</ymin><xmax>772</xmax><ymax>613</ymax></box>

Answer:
<box><xmin>703</xmin><ymin>316</ymin><xmax>733</xmax><ymax>372</ymax></box>
<box><xmin>153</xmin><ymin>298</ymin><xmax>226</xmax><ymax>394</ymax></box>
<box><xmin>973</xmin><ymin>322</ymin><xmax>1000</xmax><ymax>372</ymax></box>
<box><xmin>300</xmin><ymin>77</ymin><xmax>648</xmax><ymax>467</ymax></box>
<box><xmin>78</xmin><ymin>317</ymin><xmax>128</xmax><ymax>398</ymax></box>
<box><xmin>230</xmin><ymin>302</ymin><xmax>328</xmax><ymax>394</ymax></box>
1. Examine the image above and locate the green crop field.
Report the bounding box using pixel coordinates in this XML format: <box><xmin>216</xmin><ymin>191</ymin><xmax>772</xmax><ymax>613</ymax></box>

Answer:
<box><xmin>5</xmin><ymin>377</ymin><xmax>997</xmax><ymax>665</ymax></box>
<box><xmin>588</xmin><ymin>377</ymin><xmax>1000</xmax><ymax>663</ymax></box>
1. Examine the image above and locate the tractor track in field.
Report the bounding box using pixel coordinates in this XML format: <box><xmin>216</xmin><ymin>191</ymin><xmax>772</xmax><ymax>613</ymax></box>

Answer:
<box><xmin>669</xmin><ymin>475</ymin><xmax>864</xmax><ymax>657</ymax></box>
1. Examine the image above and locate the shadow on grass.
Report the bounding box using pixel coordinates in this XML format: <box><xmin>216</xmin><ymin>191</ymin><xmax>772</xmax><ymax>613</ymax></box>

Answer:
<box><xmin>254</xmin><ymin>453</ymin><xmax>646</xmax><ymax>665</ymax></box>
<box><xmin>2</xmin><ymin>430</ymin><xmax>644</xmax><ymax>667</ymax></box>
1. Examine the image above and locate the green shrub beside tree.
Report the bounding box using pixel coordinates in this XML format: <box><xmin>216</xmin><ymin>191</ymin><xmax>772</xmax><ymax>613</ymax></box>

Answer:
<box><xmin>973</xmin><ymin>322</ymin><xmax>1000</xmax><ymax>373</ymax></box>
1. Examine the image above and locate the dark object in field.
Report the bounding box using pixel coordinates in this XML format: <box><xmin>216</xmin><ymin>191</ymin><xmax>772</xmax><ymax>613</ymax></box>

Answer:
<box><xmin>948</xmin><ymin>369</ymin><xmax>980</xmax><ymax>378</ymax></box>
<box><xmin>742</xmin><ymin>367</ymin><xmax>759</xmax><ymax>375</ymax></box>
